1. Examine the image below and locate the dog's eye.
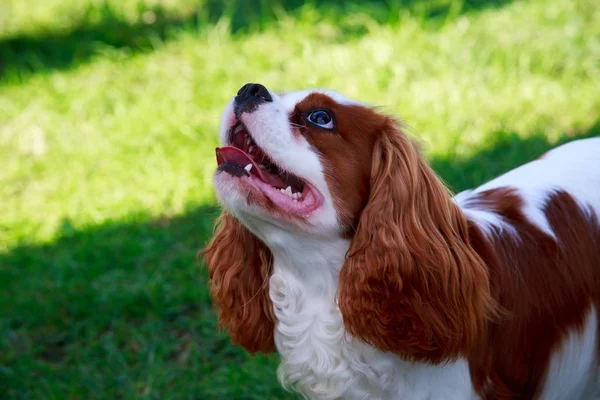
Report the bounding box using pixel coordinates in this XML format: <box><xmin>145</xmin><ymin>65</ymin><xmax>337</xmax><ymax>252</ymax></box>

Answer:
<box><xmin>307</xmin><ymin>110</ymin><xmax>334</xmax><ymax>129</ymax></box>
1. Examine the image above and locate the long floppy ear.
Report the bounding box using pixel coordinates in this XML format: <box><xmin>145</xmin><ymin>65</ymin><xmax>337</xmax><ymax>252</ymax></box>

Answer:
<box><xmin>202</xmin><ymin>212</ymin><xmax>275</xmax><ymax>354</ymax></box>
<box><xmin>338</xmin><ymin>121</ymin><xmax>494</xmax><ymax>363</ymax></box>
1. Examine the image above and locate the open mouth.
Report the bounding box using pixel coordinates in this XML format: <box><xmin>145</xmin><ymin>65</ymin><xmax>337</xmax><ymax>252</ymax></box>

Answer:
<box><xmin>215</xmin><ymin>121</ymin><xmax>322</xmax><ymax>214</ymax></box>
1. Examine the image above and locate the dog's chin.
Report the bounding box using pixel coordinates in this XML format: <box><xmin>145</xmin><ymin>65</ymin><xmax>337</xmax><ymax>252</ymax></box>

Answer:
<box><xmin>213</xmin><ymin>172</ymin><xmax>324</xmax><ymax>226</ymax></box>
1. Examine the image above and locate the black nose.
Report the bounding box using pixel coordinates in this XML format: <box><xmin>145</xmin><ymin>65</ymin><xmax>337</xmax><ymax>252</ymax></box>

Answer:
<box><xmin>234</xmin><ymin>83</ymin><xmax>272</xmax><ymax>117</ymax></box>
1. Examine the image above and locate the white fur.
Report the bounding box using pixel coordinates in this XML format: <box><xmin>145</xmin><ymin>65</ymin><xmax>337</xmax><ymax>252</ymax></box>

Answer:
<box><xmin>538</xmin><ymin>307</ymin><xmax>599</xmax><ymax>400</ymax></box>
<box><xmin>214</xmin><ymin>88</ymin><xmax>600</xmax><ymax>399</ymax></box>
<box><xmin>472</xmin><ymin>138</ymin><xmax>600</xmax><ymax>237</ymax></box>
<box><xmin>454</xmin><ymin>189</ymin><xmax>520</xmax><ymax>239</ymax></box>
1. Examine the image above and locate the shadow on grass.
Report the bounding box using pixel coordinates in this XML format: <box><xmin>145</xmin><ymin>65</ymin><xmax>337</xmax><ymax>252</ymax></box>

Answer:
<box><xmin>0</xmin><ymin>0</ymin><xmax>514</xmax><ymax>82</ymax></box>
<box><xmin>1</xmin><ymin>124</ymin><xmax>596</xmax><ymax>399</ymax></box>
<box><xmin>0</xmin><ymin>204</ymin><xmax>295</xmax><ymax>398</ymax></box>
<box><xmin>432</xmin><ymin>120</ymin><xmax>600</xmax><ymax>192</ymax></box>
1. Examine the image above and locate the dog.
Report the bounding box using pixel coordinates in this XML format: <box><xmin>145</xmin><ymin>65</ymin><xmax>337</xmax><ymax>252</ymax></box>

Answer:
<box><xmin>204</xmin><ymin>83</ymin><xmax>600</xmax><ymax>399</ymax></box>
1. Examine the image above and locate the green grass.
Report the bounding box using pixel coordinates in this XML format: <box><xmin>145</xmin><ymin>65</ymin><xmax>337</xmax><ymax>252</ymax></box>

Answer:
<box><xmin>0</xmin><ymin>0</ymin><xmax>598</xmax><ymax>398</ymax></box>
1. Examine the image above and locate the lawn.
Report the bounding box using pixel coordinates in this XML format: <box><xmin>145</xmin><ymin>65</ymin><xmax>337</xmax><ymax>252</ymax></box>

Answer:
<box><xmin>0</xmin><ymin>0</ymin><xmax>598</xmax><ymax>398</ymax></box>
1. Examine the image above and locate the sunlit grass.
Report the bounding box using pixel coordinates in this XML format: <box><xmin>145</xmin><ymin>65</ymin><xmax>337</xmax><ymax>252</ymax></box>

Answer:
<box><xmin>1</xmin><ymin>0</ymin><xmax>598</xmax><ymax>398</ymax></box>
<box><xmin>2</xmin><ymin>0</ymin><xmax>598</xmax><ymax>247</ymax></box>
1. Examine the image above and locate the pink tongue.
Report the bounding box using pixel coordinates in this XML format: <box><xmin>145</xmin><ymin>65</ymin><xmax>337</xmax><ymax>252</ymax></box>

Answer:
<box><xmin>216</xmin><ymin>146</ymin><xmax>287</xmax><ymax>188</ymax></box>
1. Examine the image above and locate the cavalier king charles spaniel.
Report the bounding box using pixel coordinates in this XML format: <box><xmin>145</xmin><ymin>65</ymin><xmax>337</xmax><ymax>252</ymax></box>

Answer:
<box><xmin>204</xmin><ymin>83</ymin><xmax>600</xmax><ymax>400</ymax></box>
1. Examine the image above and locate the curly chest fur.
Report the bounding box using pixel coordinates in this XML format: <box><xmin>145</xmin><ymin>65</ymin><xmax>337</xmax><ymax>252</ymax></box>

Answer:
<box><xmin>268</xmin><ymin>269</ymin><xmax>478</xmax><ymax>400</ymax></box>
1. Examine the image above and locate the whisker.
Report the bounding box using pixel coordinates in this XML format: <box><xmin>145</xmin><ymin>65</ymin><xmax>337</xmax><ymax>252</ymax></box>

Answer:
<box><xmin>289</xmin><ymin>122</ymin><xmax>308</xmax><ymax>131</ymax></box>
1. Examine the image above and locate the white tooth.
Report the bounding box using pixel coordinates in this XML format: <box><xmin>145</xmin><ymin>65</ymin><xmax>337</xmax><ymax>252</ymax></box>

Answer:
<box><xmin>248</xmin><ymin>146</ymin><xmax>254</xmax><ymax>154</ymax></box>
<box><xmin>284</xmin><ymin>186</ymin><xmax>293</xmax><ymax>197</ymax></box>
<box><xmin>259</xmin><ymin>164</ymin><xmax>267</xmax><ymax>170</ymax></box>
<box><xmin>244</xmin><ymin>164</ymin><xmax>252</xmax><ymax>172</ymax></box>
<box><xmin>234</xmin><ymin>124</ymin><xmax>244</xmax><ymax>133</ymax></box>
<box><xmin>246</xmin><ymin>138</ymin><xmax>251</xmax><ymax>145</ymax></box>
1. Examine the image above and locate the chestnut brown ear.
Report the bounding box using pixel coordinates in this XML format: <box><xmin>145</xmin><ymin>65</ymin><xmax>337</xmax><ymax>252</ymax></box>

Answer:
<box><xmin>202</xmin><ymin>212</ymin><xmax>275</xmax><ymax>354</ymax></box>
<box><xmin>337</xmin><ymin>121</ymin><xmax>494</xmax><ymax>362</ymax></box>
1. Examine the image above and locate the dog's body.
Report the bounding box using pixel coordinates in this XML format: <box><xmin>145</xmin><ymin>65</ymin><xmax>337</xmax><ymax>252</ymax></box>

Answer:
<box><xmin>204</xmin><ymin>84</ymin><xmax>600</xmax><ymax>399</ymax></box>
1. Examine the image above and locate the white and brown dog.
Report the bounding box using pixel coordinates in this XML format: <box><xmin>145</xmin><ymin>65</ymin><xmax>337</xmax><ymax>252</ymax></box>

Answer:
<box><xmin>204</xmin><ymin>83</ymin><xmax>600</xmax><ymax>400</ymax></box>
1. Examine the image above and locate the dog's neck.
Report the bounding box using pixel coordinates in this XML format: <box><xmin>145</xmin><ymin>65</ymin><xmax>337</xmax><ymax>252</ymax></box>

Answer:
<box><xmin>264</xmin><ymin>231</ymin><xmax>372</xmax><ymax>399</ymax></box>
<box><xmin>251</xmin><ymin>221</ymin><xmax>350</xmax><ymax>296</ymax></box>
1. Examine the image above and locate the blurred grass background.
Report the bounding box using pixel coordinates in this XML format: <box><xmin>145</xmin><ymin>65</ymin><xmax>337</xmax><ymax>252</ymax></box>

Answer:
<box><xmin>0</xmin><ymin>0</ymin><xmax>598</xmax><ymax>398</ymax></box>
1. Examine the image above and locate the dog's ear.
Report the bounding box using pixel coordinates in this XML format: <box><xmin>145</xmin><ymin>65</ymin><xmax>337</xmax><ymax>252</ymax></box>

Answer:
<box><xmin>337</xmin><ymin>120</ymin><xmax>494</xmax><ymax>362</ymax></box>
<box><xmin>203</xmin><ymin>212</ymin><xmax>275</xmax><ymax>354</ymax></box>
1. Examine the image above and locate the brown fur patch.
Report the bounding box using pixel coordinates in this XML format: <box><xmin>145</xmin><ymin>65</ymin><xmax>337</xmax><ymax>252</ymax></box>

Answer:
<box><xmin>464</xmin><ymin>189</ymin><xmax>600</xmax><ymax>399</ymax></box>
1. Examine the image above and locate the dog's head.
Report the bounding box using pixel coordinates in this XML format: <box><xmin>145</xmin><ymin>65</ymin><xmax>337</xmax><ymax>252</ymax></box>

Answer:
<box><xmin>213</xmin><ymin>83</ymin><xmax>386</xmax><ymax>237</ymax></box>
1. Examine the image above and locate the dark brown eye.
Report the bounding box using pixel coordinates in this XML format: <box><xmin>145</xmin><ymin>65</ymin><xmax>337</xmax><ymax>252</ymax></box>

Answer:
<box><xmin>307</xmin><ymin>110</ymin><xmax>334</xmax><ymax>129</ymax></box>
